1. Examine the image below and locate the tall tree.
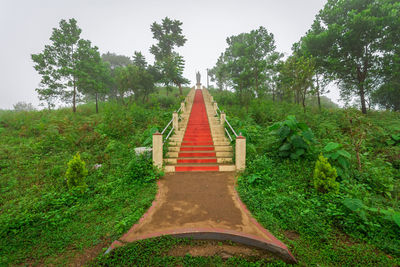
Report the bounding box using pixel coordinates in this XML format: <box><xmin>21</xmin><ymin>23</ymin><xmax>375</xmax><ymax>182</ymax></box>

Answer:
<box><xmin>150</xmin><ymin>17</ymin><xmax>188</xmax><ymax>95</ymax></box>
<box><xmin>101</xmin><ymin>52</ymin><xmax>132</xmax><ymax>101</ymax></box>
<box><xmin>221</xmin><ymin>26</ymin><xmax>279</xmax><ymax>105</ymax></box>
<box><xmin>76</xmin><ymin>40</ymin><xmax>111</xmax><ymax>113</ymax></box>
<box><xmin>209</xmin><ymin>53</ymin><xmax>231</xmax><ymax>90</ymax></box>
<box><xmin>32</xmin><ymin>18</ymin><xmax>95</xmax><ymax>112</ymax></box>
<box><xmin>302</xmin><ymin>0</ymin><xmax>400</xmax><ymax>114</ymax></box>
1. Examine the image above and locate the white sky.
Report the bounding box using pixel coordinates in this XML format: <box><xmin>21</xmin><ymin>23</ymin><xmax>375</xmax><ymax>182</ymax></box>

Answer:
<box><xmin>0</xmin><ymin>0</ymin><xmax>339</xmax><ymax>109</ymax></box>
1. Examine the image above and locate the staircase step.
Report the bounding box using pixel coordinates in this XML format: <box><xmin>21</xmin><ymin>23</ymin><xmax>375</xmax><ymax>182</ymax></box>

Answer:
<box><xmin>178</xmin><ymin>152</ymin><xmax>216</xmax><ymax>157</ymax></box>
<box><xmin>180</xmin><ymin>146</ymin><xmax>215</xmax><ymax>151</ymax></box>
<box><xmin>175</xmin><ymin>165</ymin><xmax>219</xmax><ymax>172</ymax></box>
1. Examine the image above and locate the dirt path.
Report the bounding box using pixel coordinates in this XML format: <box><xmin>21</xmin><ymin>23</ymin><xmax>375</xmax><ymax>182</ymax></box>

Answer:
<box><xmin>108</xmin><ymin>172</ymin><xmax>296</xmax><ymax>263</ymax></box>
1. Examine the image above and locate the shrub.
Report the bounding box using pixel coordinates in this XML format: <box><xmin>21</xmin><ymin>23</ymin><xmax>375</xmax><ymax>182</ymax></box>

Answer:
<box><xmin>323</xmin><ymin>142</ymin><xmax>351</xmax><ymax>178</ymax></box>
<box><xmin>65</xmin><ymin>152</ymin><xmax>88</xmax><ymax>192</ymax></box>
<box><xmin>269</xmin><ymin>115</ymin><xmax>315</xmax><ymax>159</ymax></box>
<box><xmin>125</xmin><ymin>154</ymin><xmax>161</xmax><ymax>183</ymax></box>
<box><xmin>313</xmin><ymin>154</ymin><xmax>339</xmax><ymax>193</ymax></box>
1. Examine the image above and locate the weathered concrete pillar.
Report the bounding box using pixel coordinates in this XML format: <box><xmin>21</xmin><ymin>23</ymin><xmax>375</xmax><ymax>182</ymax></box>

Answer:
<box><xmin>213</xmin><ymin>102</ymin><xmax>218</xmax><ymax>113</ymax></box>
<box><xmin>152</xmin><ymin>132</ymin><xmax>163</xmax><ymax>169</ymax></box>
<box><xmin>220</xmin><ymin>112</ymin><xmax>226</xmax><ymax>125</ymax></box>
<box><xmin>180</xmin><ymin>102</ymin><xmax>185</xmax><ymax>112</ymax></box>
<box><xmin>210</xmin><ymin>96</ymin><xmax>214</xmax><ymax>103</ymax></box>
<box><xmin>173</xmin><ymin>112</ymin><xmax>179</xmax><ymax>131</ymax></box>
<box><xmin>235</xmin><ymin>134</ymin><xmax>246</xmax><ymax>171</ymax></box>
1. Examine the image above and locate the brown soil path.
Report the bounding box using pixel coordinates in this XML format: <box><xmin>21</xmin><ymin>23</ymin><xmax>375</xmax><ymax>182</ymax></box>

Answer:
<box><xmin>108</xmin><ymin>172</ymin><xmax>296</xmax><ymax>263</ymax></box>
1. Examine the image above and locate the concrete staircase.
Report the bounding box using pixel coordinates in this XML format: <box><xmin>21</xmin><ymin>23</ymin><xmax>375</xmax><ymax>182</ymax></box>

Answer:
<box><xmin>164</xmin><ymin>88</ymin><xmax>235</xmax><ymax>172</ymax></box>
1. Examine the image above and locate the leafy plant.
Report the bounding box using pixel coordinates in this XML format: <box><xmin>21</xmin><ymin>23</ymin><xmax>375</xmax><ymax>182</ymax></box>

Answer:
<box><xmin>343</xmin><ymin>198</ymin><xmax>400</xmax><ymax>229</ymax></box>
<box><xmin>323</xmin><ymin>142</ymin><xmax>351</xmax><ymax>178</ymax></box>
<box><xmin>65</xmin><ymin>152</ymin><xmax>88</xmax><ymax>192</ymax></box>
<box><xmin>269</xmin><ymin>115</ymin><xmax>315</xmax><ymax>159</ymax></box>
<box><xmin>386</xmin><ymin>133</ymin><xmax>400</xmax><ymax>146</ymax></box>
<box><xmin>313</xmin><ymin>153</ymin><xmax>339</xmax><ymax>193</ymax></box>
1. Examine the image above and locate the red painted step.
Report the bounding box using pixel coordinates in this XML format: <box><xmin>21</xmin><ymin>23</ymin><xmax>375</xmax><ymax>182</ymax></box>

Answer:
<box><xmin>180</xmin><ymin>146</ymin><xmax>214</xmax><ymax>151</ymax></box>
<box><xmin>182</xmin><ymin>142</ymin><xmax>214</xmax><ymax>146</ymax></box>
<box><xmin>175</xmin><ymin>166</ymin><xmax>219</xmax><ymax>172</ymax></box>
<box><xmin>179</xmin><ymin>152</ymin><xmax>216</xmax><ymax>157</ymax></box>
<box><xmin>177</xmin><ymin>158</ymin><xmax>217</xmax><ymax>164</ymax></box>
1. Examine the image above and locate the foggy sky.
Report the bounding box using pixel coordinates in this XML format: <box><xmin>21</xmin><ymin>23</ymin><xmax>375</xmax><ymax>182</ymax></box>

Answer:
<box><xmin>0</xmin><ymin>0</ymin><xmax>337</xmax><ymax>110</ymax></box>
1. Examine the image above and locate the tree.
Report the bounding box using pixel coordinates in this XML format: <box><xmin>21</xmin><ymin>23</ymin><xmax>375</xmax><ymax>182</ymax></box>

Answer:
<box><xmin>209</xmin><ymin>53</ymin><xmax>231</xmax><ymax>90</ymax></box>
<box><xmin>13</xmin><ymin>102</ymin><xmax>35</xmax><ymax>111</ymax></box>
<box><xmin>76</xmin><ymin>40</ymin><xmax>111</xmax><ymax>113</ymax></box>
<box><xmin>302</xmin><ymin>0</ymin><xmax>400</xmax><ymax>114</ymax></box>
<box><xmin>32</xmin><ymin>18</ymin><xmax>96</xmax><ymax>113</ymax></box>
<box><xmin>150</xmin><ymin>17</ymin><xmax>188</xmax><ymax>95</ymax></box>
<box><xmin>132</xmin><ymin>51</ymin><xmax>147</xmax><ymax>69</ymax></box>
<box><xmin>278</xmin><ymin>55</ymin><xmax>315</xmax><ymax>112</ymax></box>
<box><xmin>218</xmin><ymin>27</ymin><xmax>280</xmax><ymax>105</ymax></box>
<box><xmin>115</xmin><ymin>63</ymin><xmax>155</xmax><ymax>104</ymax></box>
<box><xmin>101</xmin><ymin>52</ymin><xmax>132</xmax><ymax>101</ymax></box>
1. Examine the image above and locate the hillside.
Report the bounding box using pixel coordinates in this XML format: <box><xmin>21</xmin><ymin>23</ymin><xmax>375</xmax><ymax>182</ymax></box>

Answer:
<box><xmin>1</xmin><ymin>87</ymin><xmax>399</xmax><ymax>265</ymax></box>
<box><xmin>0</xmin><ymin>89</ymin><xmax>187</xmax><ymax>265</ymax></box>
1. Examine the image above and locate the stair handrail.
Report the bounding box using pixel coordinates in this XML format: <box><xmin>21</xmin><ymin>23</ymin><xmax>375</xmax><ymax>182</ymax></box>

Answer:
<box><xmin>161</xmin><ymin>118</ymin><xmax>173</xmax><ymax>135</ymax></box>
<box><xmin>225</xmin><ymin>118</ymin><xmax>238</xmax><ymax>138</ymax></box>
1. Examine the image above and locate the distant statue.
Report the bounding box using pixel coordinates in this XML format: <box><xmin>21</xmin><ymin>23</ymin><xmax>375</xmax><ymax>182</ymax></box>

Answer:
<box><xmin>196</xmin><ymin>71</ymin><xmax>201</xmax><ymax>85</ymax></box>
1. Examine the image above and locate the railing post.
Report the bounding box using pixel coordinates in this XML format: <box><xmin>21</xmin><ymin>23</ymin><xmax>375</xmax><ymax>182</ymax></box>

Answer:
<box><xmin>213</xmin><ymin>102</ymin><xmax>218</xmax><ymax>113</ymax></box>
<box><xmin>180</xmin><ymin>102</ymin><xmax>185</xmax><ymax>112</ymax></box>
<box><xmin>210</xmin><ymin>96</ymin><xmax>214</xmax><ymax>103</ymax></box>
<box><xmin>235</xmin><ymin>133</ymin><xmax>246</xmax><ymax>171</ymax></box>
<box><xmin>220</xmin><ymin>112</ymin><xmax>226</xmax><ymax>125</ymax></box>
<box><xmin>173</xmin><ymin>112</ymin><xmax>179</xmax><ymax>131</ymax></box>
<box><xmin>152</xmin><ymin>131</ymin><xmax>163</xmax><ymax>169</ymax></box>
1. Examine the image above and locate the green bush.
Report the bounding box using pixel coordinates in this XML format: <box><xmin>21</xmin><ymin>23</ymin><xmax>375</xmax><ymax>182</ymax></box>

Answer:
<box><xmin>313</xmin><ymin>154</ymin><xmax>339</xmax><ymax>193</ymax></box>
<box><xmin>323</xmin><ymin>142</ymin><xmax>351</xmax><ymax>178</ymax></box>
<box><xmin>65</xmin><ymin>152</ymin><xmax>88</xmax><ymax>192</ymax></box>
<box><xmin>269</xmin><ymin>115</ymin><xmax>315</xmax><ymax>159</ymax></box>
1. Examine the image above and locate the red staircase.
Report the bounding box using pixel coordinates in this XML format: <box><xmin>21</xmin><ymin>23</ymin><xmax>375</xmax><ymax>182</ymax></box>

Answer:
<box><xmin>175</xmin><ymin>90</ymin><xmax>219</xmax><ymax>172</ymax></box>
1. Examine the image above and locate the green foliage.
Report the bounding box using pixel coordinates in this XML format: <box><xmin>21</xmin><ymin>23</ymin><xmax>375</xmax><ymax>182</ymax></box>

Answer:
<box><xmin>210</xmin><ymin>89</ymin><xmax>400</xmax><ymax>263</ymax></box>
<box><xmin>150</xmin><ymin>17</ymin><xmax>188</xmax><ymax>95</ymax></box>
<box><xmin>91</xmin><ymin>236</ymin><xmax>285</xmax><ymax>266</ymax></box>
<box><xmin>343</xmin><ymin>198</ymin><xmax>400</xmax><ymax>229</ymax></box>
<box><xmin>302</xmin><ymin>0</ymin><xmax>400</xmax><ymax>114</ymax></box>
<box><xmin>212</xmin><ymin>26</ymin><xmax>282</xmax><ymax>106</ymax></box>
<box><xmin>31</xmin><ymin>18</ymin><xmax>108</xmax><ymax>112</ymax></box>
<box><xmin>360</xmin><ymin>158</ymin><xmax>395</xmax><ymax>196</ymax></box>
<box><xmin>0</xmin><ymin>90</ymin><xmax>179</xmax><ymax>265</ymax></box>
<box><xmin>125</xmin><ymin>154</ymin><xmax>162</xmax><ymax>183</ymax></box>
<box><xmin>323</xmin><ymin>142</ymin><xmax>351</xmax><ymax>178</ymax></box>
<box><xmin>269</xmin><ymin>115</ymin><xmax>315</xmax><ymax>159</ymax></box>
<box><xmin>65</xmin><ymin>152</ymin><xmax>88</xmax><ymax>192</ymax></box>
<box><xmin>313</xmin><ymin>153</ymin><xmax>339</xmax><ymax>193</ymax></box>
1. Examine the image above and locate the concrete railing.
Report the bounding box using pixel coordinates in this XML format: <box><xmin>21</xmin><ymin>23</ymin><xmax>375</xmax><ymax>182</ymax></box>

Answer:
<box><xmin>202</xmin><ymin>89</ymin><xmax>246</xmax><ymax>171</ymax></box>
<box><xmin>152</xmin><ymin>88</ymin><xmax>195</xmax><ymax>169</ymax></box>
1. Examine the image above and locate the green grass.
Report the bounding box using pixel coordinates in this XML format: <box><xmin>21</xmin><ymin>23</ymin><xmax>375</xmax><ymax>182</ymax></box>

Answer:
<box><xmin>90</xmin><ymin>236</ymin><xmax>288</xmax><ymax>266</ymax></box>
<box><xmin>0</xmin><ymin>89</ymin><xmax>183</xmax><ymax>265</ymax></box>
<box><xmin>210</xmin><ymin>88</ymin><xmax>400</xmax><ymax>265</ymax></box>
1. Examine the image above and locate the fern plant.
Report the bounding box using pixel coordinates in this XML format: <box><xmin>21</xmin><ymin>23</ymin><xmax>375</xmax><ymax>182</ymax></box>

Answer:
<box><xmin>269</xmin><ymin>115</ymin><xmax>315</xmax><ymax>159</ymax></box>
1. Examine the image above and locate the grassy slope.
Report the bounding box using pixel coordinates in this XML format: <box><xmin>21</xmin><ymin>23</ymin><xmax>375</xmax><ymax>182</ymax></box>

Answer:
<box><xmin>211</xmin><ymin>89</ymin><xmax>400</xmax><ymax>266</ymax></box>
<box><xmin>0</xmin><ymin>89</ymin><xmax>186</xmax><ymax>265</ymax></box>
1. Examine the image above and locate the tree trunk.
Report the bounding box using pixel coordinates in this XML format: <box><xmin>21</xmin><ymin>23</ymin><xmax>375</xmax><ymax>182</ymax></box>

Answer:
<box><xmin>272</xmin><ymin>87</ymin><xmax>275</xmax><ymax>102</ymax></box>
<box><xmin>316</xmin><ymin>75</ymin><xmax>321</xmax><ymax>111</ymax></box>
<box><xmin>73</xmin><ymin>82</ymin><xmax>76</xmax><ymax>113</ymax></box>
<box><xmin>95</xmin><ymin>92</ymin><xmax>98</xmax><ymax>114</ymax></box>
<box><xmin>359</xmin><ymin>84</ymin><xmax>367</xmax><ymax>114</ymax></box>
<box><xmin>178</xmin><ymin>83</ymin><xmax>182</xmax><ymax>95</ymax></box>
